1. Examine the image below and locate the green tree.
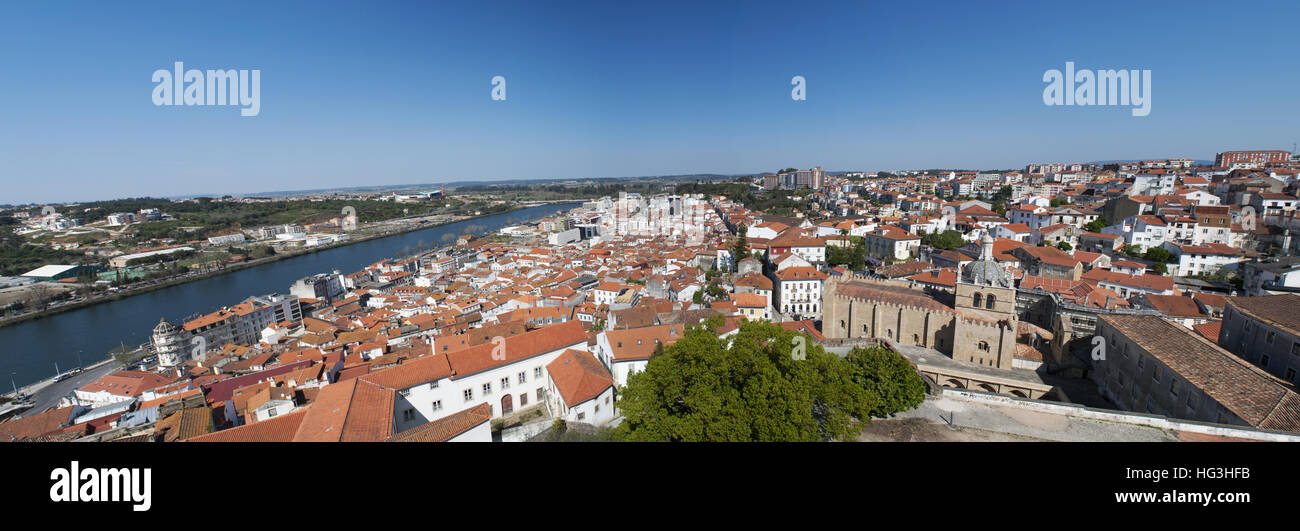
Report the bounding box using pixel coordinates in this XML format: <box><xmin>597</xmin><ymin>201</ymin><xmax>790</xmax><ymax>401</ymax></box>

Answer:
<box><xmin>844</xmin><ymin>346</ymin><xmax>926</xmax><ymax>417</ymax></box>
<box><xmin>1151</xmin><ymin>262</ymin><xmax>1168</xmax><ymax>275</ymax></box>
<box><xmin>613</xmin><ymin>321</ymin><xmax>878</xmax><ymax>442</ymax></box>
<box><xmin>1083</xmin><ymin>217</ymin><xmax>1108</xmax><ymax>233</ymax></box>
<box><xmin>993</xmin><ymin>186</ymin><xmax>1013</xmax><ymax>204</ymax></box>
<box><xmin>692</xmin><ymin>289</ymin><xmax>705</xmax><ymax>305</ymax></box>
<box><xmin>1056</xmin><ymin>241</ymin><xmax>1073</xmax><ymax>251</ymax></box>
<box><xmin>705</xmin><ymin>283</ymin><xmax>727</xmax><ymax>299</ymax></box>
<box><xmin>732</xmin><ymin>224</ymin><xmax>751</xmax><ymax>265</ymax></box>
<box><xmin>1143</xmin><ymin>247</ymin><xmax>1173</xmax><ymax>263</ymax></box>
<box><xmin>922</xmin><ymin>230</ymin><xmax>965</xmax><ymax>251</ymax></box>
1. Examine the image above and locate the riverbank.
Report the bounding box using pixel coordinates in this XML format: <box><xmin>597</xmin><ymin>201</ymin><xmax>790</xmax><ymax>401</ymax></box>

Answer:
<box><xmin>1</xmin><ymin>357</ymin><xmax>119</xmax><ymax>419</ymax></box>
<box><xmin>0</xmin><ymin>203</ymin><xmax>537</xmax><ymax>330</ymax></box>
<box><xmin>0</xmin><ymin>201</ymin><xmax>583</xmax><ymax>391</ymax></box>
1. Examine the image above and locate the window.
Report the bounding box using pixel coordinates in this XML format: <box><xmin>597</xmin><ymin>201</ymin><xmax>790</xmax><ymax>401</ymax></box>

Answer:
<box><xmin>577</xmin><ymin>412</ymin><xmax>585</xmax><ymax>421</ymax></box>
<box><xmin>1267</xmin><ymin>331</ymin><xmax>1276</xmax><ymax>344</ymax></box>
<box><xmin>402</xmin><ymin>409</ymin><xmax>414</xmax><ymax>422</ymax></box>
<box><xmin>463</xmin><ymin>389</ymin><xmax>473</xmax><ymax>401</ymax></box>
<box><xmin>594</xmin><ymin>404</ymin><xmax>600</xmax><ymax>414</ymax></box>
<box><xmin>1153</xmin><ymin>367</ymin><xmax>1161</xmax><ymax>382</ymax></box>
<box><xmin>1137</xmin><ymin>356</ymin><xmax>1145</xmax><ymax>370</ymax></box>
<box><xmin>986</xmin><ymin>294</ymin><xmax>996</xmax><ymax>309</ymax></box>
<box><xmin>432</xmin><ymin>400</ymin><xmax>442</xmax><ymax>411</ymax></box>
<box><xmin>534</xmin><ymin>367</ymin><xmax>543</xmax><ymax>379</ymax></box>
<box><xmin>1261</xmin><ymin>355</ymin><xmax>1271</xmax><ymax>368</ymax></box>
<box><xmin>267</xmin><ymin>408</ymin><xmax>278</xmax><ymax>418</ymax></box>
<box><xmin>518</xmin><ymin>372</ymin><xmax>527</xmax><ymax>384</ymax></box>
<box><xmin>520</xmin><ymin>393</ymin><xmax>528</xmax><ymax>406</ymax></box>
<box><xmin>429</xmin><ymin>381</ymin><xmax>438</xmax><ymax>389</ymax></box>
<box><xmin>483</xmin><ymin>382</ymin><xmax>492</xmax><ymax>395</ymax></box>
<box><xmin>1287</xmin><ymin>368</ymin><xmax>1297</xmax><ymax>382</ymax></box>
<box><xmin>501</xmin><ymin>377</ymin><xmax>510</xmax><ymax>389</ymax></box>
<box><xmin>973</xmin><ymin>293</ymin><xmax>983</xmax><ymax>308</ymax></box>
<box><xmin>536</xmin><ymin>388</ymin><xmax>544</xmax><ymax>401</ymax></box>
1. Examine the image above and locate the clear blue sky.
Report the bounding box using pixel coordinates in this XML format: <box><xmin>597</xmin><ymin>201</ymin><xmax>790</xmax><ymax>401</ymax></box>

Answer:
<box><xmin>2</xmin><ymin>0</ymin><xmax>1297</xmax><ymax>204</ymax></box>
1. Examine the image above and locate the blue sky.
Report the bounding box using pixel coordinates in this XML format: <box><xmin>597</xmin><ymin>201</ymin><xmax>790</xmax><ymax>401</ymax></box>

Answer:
<box><xmin>1</xmin><ymin>0</ymin><xmax>1297</xmax><ymax>204</ymax></box>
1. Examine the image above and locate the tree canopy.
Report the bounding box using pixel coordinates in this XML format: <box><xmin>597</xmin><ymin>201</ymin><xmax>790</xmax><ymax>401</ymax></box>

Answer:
<box><xmin>613</xmin><ymin>320</ymin><xmax>926</xmax><ymax>442</ymax></box>
<box><xmin>921</xmin><ymin>230</ymin><xmax>965</xmax><ymax>251</ymax></box>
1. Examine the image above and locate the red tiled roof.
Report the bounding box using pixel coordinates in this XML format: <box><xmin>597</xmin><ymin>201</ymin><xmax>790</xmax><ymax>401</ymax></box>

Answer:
<box><xmin>188</xmin><ymin>408</ymin><xmax>308</xmax><ymax>443</ymax></box>
<box><xmin>546</xmin><ymin>349</ymin><xmax>614</xmax><ymax>407</ymax></box>
<box><xmin>731</xmin><ymin>292</ymin><xmax>767</xmax><ymax>308</ymax></box>
<box><xmin>604</xmin><ymin>323</ymin><xmax>687</xmax><ymax>361</ymax></box>
<box><xmin>387</xmin><ymin>403</ymin><xmax>492</xmax><ymax>442</ymax></box>
<box><xmin>1192</xmin><ymin>320</ymin><xmax>1222</xmax><ymax>343</ymax></box>
<box><xmin>1141</xmin><ymin>294</ymin><xmax>1205</xmax><ymax>318</ymax></box>
<box><xmin>292</xmin><ymin>378</ymin><xmax>395</xmax><ymax>442</ymax></box>
<box><xmin>362</xmin><ymin>353</ymin><xmax>453</xmax><ymax>390</ymax></box>
<box><xmin>446</xmin><ymin>320</ymin><xmax>588</xmax><ymax>379</ymax></box>
<box><xmin>775</xmin><ymin>266</ymin><xmax>828</xmax><ymax>281</ymax></box>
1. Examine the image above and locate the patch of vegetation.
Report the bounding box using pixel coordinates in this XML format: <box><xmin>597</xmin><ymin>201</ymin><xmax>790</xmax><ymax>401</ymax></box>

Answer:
<box><xmin>612</xmin><ymin>320</ymin><xmax>926</xmax><ymax>442</ymax></box>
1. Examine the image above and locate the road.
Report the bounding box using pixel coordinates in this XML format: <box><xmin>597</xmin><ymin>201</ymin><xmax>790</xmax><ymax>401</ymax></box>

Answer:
<box><xmin>10</xmin><ymin>359</ymin><xmax>119</xmax><ymax>419</ymax></box>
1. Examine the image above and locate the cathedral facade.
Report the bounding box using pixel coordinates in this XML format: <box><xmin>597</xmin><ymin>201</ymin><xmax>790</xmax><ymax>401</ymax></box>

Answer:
<box><xmin>822</xmin><ymin>234</ymin><xmax>1019</xmax><ymax>369</ymax></box>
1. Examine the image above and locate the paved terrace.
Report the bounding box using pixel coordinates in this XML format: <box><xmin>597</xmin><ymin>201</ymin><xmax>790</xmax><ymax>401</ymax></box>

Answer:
<box><xmin>859</xmin><ymin>389</ymin><xmax>1300</xmax><ymax>442</ymax></box>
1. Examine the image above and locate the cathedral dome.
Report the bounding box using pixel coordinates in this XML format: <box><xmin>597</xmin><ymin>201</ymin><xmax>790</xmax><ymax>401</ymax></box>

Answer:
<box><xmin>153</xmin><ymin>317</ymin><xmax>179</xmax><ymax>335</ymax></box>
<box><xmin>960</xmin><ymin>233</ymin><xmax>1013</xmax><ymax>288</ymax></box>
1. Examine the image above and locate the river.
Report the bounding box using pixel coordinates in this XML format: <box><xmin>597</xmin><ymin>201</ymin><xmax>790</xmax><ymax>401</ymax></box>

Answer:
<box><xmin>0</xmin><ymin>202</ymin><xmax>581</xmax><ymax>389</ymax></box>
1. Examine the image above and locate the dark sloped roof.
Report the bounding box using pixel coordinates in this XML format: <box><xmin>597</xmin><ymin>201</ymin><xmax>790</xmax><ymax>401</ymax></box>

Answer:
<box><xmin>1101</xmin><ymin>314</ymin><xmax>1300</xmax><ymax>432</ymax></box>
<box><xmin>1226</xmin><ymin>294</ymin><xmax>1300</xmax><ymax>337</ymax></box>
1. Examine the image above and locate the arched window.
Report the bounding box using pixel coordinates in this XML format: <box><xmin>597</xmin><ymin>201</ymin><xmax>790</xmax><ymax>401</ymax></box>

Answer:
<box><xmin>986</xmin><ymin>294</ymin><xmax>996</xmax><ymax>309</ymax></box>
<box><xmin>973</xmin><ymin>293</ymin><xmax>983</xmax><ymax>308</ymax></box>
<box><xmin>978</xmin><ymin>341</ymin><xmax>990</xmax><ymax>352</ymax></box>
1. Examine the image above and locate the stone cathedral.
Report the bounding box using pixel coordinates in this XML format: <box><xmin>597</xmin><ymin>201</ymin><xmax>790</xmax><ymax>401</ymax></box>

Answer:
<box><xmin>823</xmin><ymin>234</ymin><xmax>1020</xmax><ymax>368</ymax></box>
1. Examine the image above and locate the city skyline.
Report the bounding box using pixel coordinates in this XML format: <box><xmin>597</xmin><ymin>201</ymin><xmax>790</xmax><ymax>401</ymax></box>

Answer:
<box><xmin>3</xmin><ymin>0</ymin><xmax>1298</xmax><ymax>204</ymax></box>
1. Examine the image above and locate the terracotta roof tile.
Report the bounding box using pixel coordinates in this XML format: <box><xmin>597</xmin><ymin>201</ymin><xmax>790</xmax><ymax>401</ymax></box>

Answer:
<box><xmin>546</xmin><ymin>349</ymin><xmax>614</xmax><ymax>407</ymax></box>
<box><xmin>387</xmin><ymin>403</ymin><xmax>492</xmax><ymax>442</ymax></box>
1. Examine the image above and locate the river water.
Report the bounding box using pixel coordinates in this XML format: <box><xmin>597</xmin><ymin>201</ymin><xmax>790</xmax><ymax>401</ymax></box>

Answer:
<box><xmin>0</xmin><ymin>202</ymin><xmax>580</xmax><ymax>389</ymax></box>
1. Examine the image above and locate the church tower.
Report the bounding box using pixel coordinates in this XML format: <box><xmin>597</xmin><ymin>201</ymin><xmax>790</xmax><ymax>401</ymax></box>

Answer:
<box><xmin>955</xmin><ymin>233</ymin><xmax>1015</xmax><ymax>316</ymax></box>
<box><xmin>952</xmin><ymin>233</ymin><xmax>1018</xmax><ymax>368</ymax></box>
